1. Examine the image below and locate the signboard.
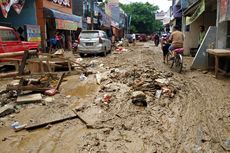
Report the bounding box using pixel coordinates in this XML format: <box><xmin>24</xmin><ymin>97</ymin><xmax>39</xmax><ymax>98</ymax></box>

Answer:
<box><xmin>48</xmin><ymin>0</ymin><xmax>70</xmax><ymax>7</ymax></box>
<box><xmin>0</xmin><ymin>0</ymin><xmax>25</xmax><ymax>18</ymax></box>
<box><xmin>219</xmin><ymin>0</ymin><xmax>230</xmax><ymax>22</ymax></box>
<box><xmin>55</xmin><ymin>19</ymin><xmax>78</xmax><ymax>30</ymax></box>
<box><xmin>186</xmin><ymin>0</ymin><xmax>205</xmax><ymax>25</ymax></box>
<box><xmin>25</xmin><ymin>24</ymin><xmax>41</xmax><ymax>42</ymax></box>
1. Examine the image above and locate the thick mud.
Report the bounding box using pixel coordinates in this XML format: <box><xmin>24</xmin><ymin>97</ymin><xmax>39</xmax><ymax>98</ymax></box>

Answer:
<box><xmin>0</xmin><ymin>42</ymin><xmax>229</xmax><ymax>153</ymax></box>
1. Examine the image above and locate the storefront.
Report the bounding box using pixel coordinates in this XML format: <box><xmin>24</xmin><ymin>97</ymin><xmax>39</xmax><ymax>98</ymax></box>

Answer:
<box><xmin>0</xmin><ymin>0</ymin><xmax>41</xmax><ymax>44</ymax></box>
<box><xmin>36</xmin><ymin>0</ymin><xmax>82</xmax><ymax>51</ymax></box>
<box><xmin>43</xmin><ymin>8</ymin><xmax>82</xmax><ymax>50</ymax></box>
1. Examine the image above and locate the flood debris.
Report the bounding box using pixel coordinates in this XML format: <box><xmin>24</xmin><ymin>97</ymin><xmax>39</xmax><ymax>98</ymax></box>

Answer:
<box><xmin>131</xmin><ymin>91</ymin><xmax>147</xmax><ymax>107</ymax></box>
<box><xmin>25</xmin><ymin>114</ymin><xmax>78</xmax><ymax>131</ymax></box>
<box><xmin>16</xmin><ymin>93</ymin><xmax>42</xmax><ymax>104</ymax></box>
<box><xmin>11</xmin><ymin>121</ymin><xmax>27</xmax><ymax>132</ymax></box>
<box><xmin>221</xmin><ymin>139</ymin><xmax>230</xmax><ymax>151</ymax></box>
<box><xmin>0</xmin><ymin>105</ymin><xmax>15</xmax><ymax>117</ymax></box>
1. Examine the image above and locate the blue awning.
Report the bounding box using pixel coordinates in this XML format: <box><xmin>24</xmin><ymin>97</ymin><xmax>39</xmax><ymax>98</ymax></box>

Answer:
<box><xmin>43</xmin><ymin>8</ymin><xmax>81</xmax><ymax>23</ymax></box>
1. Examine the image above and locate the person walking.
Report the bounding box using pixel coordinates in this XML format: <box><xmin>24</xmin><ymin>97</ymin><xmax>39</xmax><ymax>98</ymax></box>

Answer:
<box><xmin>160</xmin><ymin>34</ymin><xmax>170</xmax><ymax>63</ymax></box>
<box><xmin>55</xmin><ymin>31</ymin><xmax>62</xmax><ymax>49</ymax></box>
<box><xmin>132</xmin><ymin>33</ymin><xmax>136</xmax><ymax>46</ymax></box>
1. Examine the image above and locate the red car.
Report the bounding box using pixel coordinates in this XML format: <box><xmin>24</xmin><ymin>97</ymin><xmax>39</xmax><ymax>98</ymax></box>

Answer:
<box><xmin>0</xmin><ymin>26</ymin><xmax>39</xmax><ymax>55</ymax></box>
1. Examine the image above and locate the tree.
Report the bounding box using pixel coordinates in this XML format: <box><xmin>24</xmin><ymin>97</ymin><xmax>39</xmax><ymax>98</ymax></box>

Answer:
<box><xmin>120</xmin><ymin>2</ymin><xmax>163</xmax><ymax>34</ymax></box>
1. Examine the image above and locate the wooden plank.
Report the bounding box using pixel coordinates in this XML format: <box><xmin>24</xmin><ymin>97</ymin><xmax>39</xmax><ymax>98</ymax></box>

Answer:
<box><xmin>0</xmin><ymin>72</ymin><xmax>18</xmax><ymax>78</ymax></box>
<box><xmin>0</xmin><ymin>50</ymin><xmax>37</xmax><ymax>58</ymax></box>
<box><xmin>56</xmin><ymin>73</ymin><xmax>65</xmax><ymax>90</ymax></box>
<box><xmin>16</xmin><ymin>93</ymin><xmax>43</xmax><ymax>104</ymax></box>
<box><xmin>7</xmin><ymin>85</ymin><xmax>51</xmax><ymax>92</ymax></box>
<box><xmin>25</xmin><ymin>114</ymin><xmax>78</xmax><ymax>130</ymax></box>
<box><xmin>19</xmin><ymin>51</ymin><xmax>29</xmax><ymax>75</ymax></box>
<box><xmin>207</xmin><ymin>49</ymin><xmax>230</xmax><ymax>56</ymax></box>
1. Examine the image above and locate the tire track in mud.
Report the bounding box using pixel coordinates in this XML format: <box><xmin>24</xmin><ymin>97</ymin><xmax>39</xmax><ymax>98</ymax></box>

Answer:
<box><xmin>143</xmin><ymin>43</ymin><xmax>229</xmax><ymax>152</ymax></box>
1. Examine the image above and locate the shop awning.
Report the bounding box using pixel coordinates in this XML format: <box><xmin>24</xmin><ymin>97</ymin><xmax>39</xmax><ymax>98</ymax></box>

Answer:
<box><xmin>184</xmin><ymin>0</ymin><xmax>205</xmax><ymax>25</ymax></box>
<box><xmin>43</xmin><ymin>8</ymin><xmax>81</xmax><ymax>23</ymax></box>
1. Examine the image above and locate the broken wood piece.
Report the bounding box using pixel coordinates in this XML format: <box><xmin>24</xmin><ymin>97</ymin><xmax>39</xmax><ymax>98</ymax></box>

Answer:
<box><xmin>25</xmin><ymin>114</ymin><xmax>78</xmax><ymax>130</ymax></box>
<box><xmin>19</xmin><ymin>50</ymin><xmax>29</xmax><ymax>75</ymax></box>
<box><xmin>0</xmin><ymin>72</ymin><xmax>18</xmax><ymax>78</ymax></box>
<box><xmin>16</xmin><ymin>93</ymin><xmax>42</xmax><ymax>104</ymax></box>
<box><xmin>38</xmin><ymin>53</ymin><xmax>86</xmax><ymax>69</ymax></box>
<box><xmin>6</xmin><ymin>85</ymin><xmax>51</xmax><ymax>92</ymax></box>
<box><xmin>0</xmin><ymin>50</ymin><xmax>37</xmax><ymax>58</ymax></box>
<box><xmin>44</xmin><ymin>73</ymin><xmax>65</xmax><ymax>96</ymax></box>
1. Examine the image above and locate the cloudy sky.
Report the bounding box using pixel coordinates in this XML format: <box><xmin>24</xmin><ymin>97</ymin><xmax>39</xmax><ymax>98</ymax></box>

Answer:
<box><xmin>119</xmin><ymin>0</ymin><xmax>172</xmax><ymax>11</ymax></box>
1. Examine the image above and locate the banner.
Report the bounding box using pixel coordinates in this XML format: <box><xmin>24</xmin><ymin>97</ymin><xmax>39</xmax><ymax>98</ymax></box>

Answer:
<box><xmin>55</xmin><ymin>19</ymin><xmax>78</xmax><ymax>30</ymax></box>
<box><xmin>0</xmin><ymin>0</ymin><xmax>25</xmax><ymax>18</ymax></box>
<box><xmin>48</xmin><ymin>0</ymin><xmax>70</xmax><ymax>7</ymax></box>
<box><xmin>186</xmin><ymin>0</ymin><xmax>205</xmax><ymax>25</ymax></box>
<box><xmin>219</xmin><ymin>0</ymin><xmax>230</xmax><ymax>22</ymax></box>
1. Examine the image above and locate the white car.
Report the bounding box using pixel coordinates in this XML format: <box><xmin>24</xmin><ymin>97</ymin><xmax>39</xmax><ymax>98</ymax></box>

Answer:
<box><xmin>78</xmin><ymin>30</ymin><xmax>112</xmax><ymax>57</ymax></box>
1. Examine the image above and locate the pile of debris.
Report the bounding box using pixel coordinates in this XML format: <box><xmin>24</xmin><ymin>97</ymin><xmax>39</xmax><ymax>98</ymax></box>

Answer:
<box><xmin>0</xmin><ymin>73</ymin><xmax>65</xmax><ymax>119</ymax></box>
<box><xmin>92</xmin><ymin>63</ymin><xmax>179</xmax><ymax>108</ymax></box>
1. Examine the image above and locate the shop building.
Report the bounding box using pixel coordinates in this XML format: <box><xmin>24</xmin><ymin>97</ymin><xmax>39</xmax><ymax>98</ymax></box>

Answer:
<box><xmin>36</xmin><ymin>0</ymin><xmax>82</xmax><ymax>51</ymax></box>
<box><xmin>0</xmin><ymin>0</ymin><xmax>41</xmax><ymax>43</ymax></box>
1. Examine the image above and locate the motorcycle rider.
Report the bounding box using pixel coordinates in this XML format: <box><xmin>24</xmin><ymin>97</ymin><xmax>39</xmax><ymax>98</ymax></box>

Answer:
<box><xmin>168</xmin><ymin>25</ymin><xmax>184</xmax><ymax>58</ymax></box>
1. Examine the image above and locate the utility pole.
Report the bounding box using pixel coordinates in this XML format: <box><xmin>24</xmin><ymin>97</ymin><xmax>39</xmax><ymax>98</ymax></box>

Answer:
<box><xmin>90</xmin><ymin>0</ymin><xmax>94</xmax><ymax>30</ymax></box>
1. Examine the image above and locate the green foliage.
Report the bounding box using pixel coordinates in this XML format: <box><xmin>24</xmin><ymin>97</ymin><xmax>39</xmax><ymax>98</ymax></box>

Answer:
<box><xmin>120</xmin><ymin>2</ymin><xmax>163</xmax><ymax>34</ymax></box>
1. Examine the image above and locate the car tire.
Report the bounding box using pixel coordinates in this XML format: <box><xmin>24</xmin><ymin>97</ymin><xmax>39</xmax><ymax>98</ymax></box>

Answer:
<box><xmin>103</xmin><ymin>47</ymin><xmax>107</xmax><ymax>56</ymax></box>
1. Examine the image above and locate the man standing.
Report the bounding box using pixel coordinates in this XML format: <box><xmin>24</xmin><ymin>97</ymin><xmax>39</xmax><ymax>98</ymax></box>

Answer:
<box><xmin>198</xmin><ymin>26</ymin><xmax>205</xmax><ymax>48</ymax></box>
<box><xmin>168</xmin><ymin>25</ymin><xmax>184</xmax><ymax>57</ymax></box>
<box><xmin>132</xmin><ymin>33</ymin><xmax>136</xmax><ymax>46</ymax></box>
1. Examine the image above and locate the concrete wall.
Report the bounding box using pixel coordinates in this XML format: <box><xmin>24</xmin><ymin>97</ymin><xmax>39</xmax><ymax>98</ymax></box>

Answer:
<box><xmin>216</xmin><ymin>0</ymin><xmax>228</xmax><ymax>49</ymax></box>
<box><xmin>183</xmin><ymin>11</ymin><xmax>216</xmax><ymax>55</ymax></box>
<box><xmin>191</xmin><ymin>26</ymin><xmax>216</xmax><ymax>69</ymax></box>
<box><xmin>0</xmin><ymin>0</ymin><xmax>37</xmax><ymax>26</ymax></box>
<box><xmin>216</xmin><ymin>21</ymin><xmax>228</xmax><ymax>48</ymax></box>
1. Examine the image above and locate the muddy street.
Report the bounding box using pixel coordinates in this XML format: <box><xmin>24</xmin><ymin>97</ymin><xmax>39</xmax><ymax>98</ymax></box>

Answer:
<box><xmin>0</xmin><ymin>42</ymin><xmax>229</xmax><ymax>153</ymax></box>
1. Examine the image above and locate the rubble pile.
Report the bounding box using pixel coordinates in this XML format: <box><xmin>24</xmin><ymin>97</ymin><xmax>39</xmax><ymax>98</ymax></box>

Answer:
<box><xmin>76</xmin><ymin>63</ymin><xmax>185</xmax><ymax>152</ymax></box>
<box><xmin>0</xmin><ymin>74</ymin><xmax>64</xmax><ymax>119</ymax></box>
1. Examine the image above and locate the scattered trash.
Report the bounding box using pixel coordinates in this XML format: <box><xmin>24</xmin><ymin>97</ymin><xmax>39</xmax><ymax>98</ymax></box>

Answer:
<box><xmin>96</xmin><ymin>72</ymin><xmax>102</xmax><ymax>85</ymax></box>
<box><xmin>103</xmin><ymin>94</ymin><xmax>111</xmax><ymax>104</ymax></box>
<box><xmin>54</xmin><ymin>48</ymin><xmax>64</xmax><ymax>56</ymax></box>
<box><xmin>0</xmin><ymin>105</ymin><xmax>15</xmax><ymax>117</ymax></box>
<box><xmin>11</xmin><ymin>121</ymin><xmax>27</xmax><ymax>132</ymax></box>
<box><xmin>155</xmin><ymin>90</ymin><xmax>162</xmax><ymax>99</ymax></box>
<box><xmin>162</xmin><ymin>86</ymin><xmax>170</xmax><ymax>93</ymax></box>
<box><xmin>44</xmin><ymin>97</ymin><xmax>54</xmax><ymax>103</ymax></box>
<box><xmin>115</xmin><ymin>47</ymin><xmax>128</xmax><ymax>53</ymax></box>
<box><xmin>80</xmin><ymin>73</ymin><xmax>87</xmax><ymax>81</ymax></box>
<box><xmin>221</xmin><ymin>139</ymin><xmax>230</xmax><ymax>151</ymax></box>
<box><xmin>155</xmin><ymin>78</ymin><xmax>170</xmax><ymax>86</ymax></box>
<box><xmin>131</xmin><ymin>91</ymin><xmax>147</xmax><ymax>107</ymax></box>
<box><xmin>89</xmin><ymin>60</ymin><xmax>97</xmax><ymax>67</ymax></box>
<box><xmin>76</xmin><ymin>58</ymin><xmax>83</xmax><ymax>63</ymax></box>
<box><xmin>66</xmin><ymin>95</ymin><xmax>71</xmax><ymax>98</ymax></box>
<box><xmin>44</xmin><ymin>73</ymin><xmax>65</xmax><ymax>96</ymax></box>
<box><xmin>16</xmin><ymin>93</ymin><xmax>43</xmax><ymax>104</ymax></box>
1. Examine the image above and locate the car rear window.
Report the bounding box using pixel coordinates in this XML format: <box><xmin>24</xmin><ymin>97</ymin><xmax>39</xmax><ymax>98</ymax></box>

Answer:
<box><xmin>0</xmin><ymin>29</ymin><xmax>18</xmax><ymax>41</ymax></box>
<box><xmin>80</xmin><ymin>31</ymin><xmax>99</xmax><ymax>39</ymax></box>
